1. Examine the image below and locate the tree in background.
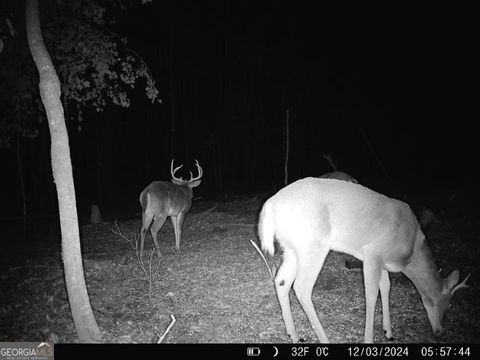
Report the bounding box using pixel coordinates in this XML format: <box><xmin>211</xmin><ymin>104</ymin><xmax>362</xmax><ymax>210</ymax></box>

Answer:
<box><xmin>1</xmin><ymin>0</ymin><xmax>160</xmax><ymax>341</ymax></box>
<box><xmin>1</xmin><ymin>0</ymin><xmax>160</xmax><ymax>221</ymax></box>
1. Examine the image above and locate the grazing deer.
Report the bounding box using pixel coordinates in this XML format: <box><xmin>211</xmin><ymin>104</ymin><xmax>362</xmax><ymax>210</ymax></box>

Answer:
<box><xmin>139</xmin><ymin>159</ymin><xmax>203</xmax><ymax>257</ymax></box>
<box><xmin>258</xmin><ymin>177</ymin><xmax>469</xmax><ymax>343</ymax></box>
<box><xmin>319</xmin><ymin>171</ymin><xmax>358</xmax><ymax>184</ymax></box>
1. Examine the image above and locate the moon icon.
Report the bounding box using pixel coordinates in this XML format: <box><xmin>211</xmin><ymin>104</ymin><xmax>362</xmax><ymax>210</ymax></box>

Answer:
<box><xmin>273</xmin><ymin>346</ymin><xmax>279</xmax><ymax>357</ymax></box>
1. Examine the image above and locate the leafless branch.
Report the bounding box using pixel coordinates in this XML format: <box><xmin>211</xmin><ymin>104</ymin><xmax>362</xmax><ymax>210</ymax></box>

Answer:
<box><xmin>249</xmin><ymin>239</ymin><xmax>274</xmax><ymax>280</ymax></box>
<box><xmin>157</xmin><ymin>315</ymin><xmax>176</xmax><ymax>343</ymax></box>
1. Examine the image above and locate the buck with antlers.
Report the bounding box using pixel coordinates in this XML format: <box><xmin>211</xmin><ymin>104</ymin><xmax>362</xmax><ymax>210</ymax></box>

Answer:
<box><xmin>258</xmin><ymin>177</ymin><xmax>469</xmax><ymax>343</ymax></box>
<box><xmin>139</xmin><ymin>159</ymin><xmax>203</xmax><ymax>257</ymax></box>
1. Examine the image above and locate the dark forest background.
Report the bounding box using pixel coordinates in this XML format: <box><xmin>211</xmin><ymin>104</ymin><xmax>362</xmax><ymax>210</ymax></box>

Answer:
<box><xmin>0</xmin><ymin>2</ymin><xmax>477</xmax><ymax>228</ymax></box>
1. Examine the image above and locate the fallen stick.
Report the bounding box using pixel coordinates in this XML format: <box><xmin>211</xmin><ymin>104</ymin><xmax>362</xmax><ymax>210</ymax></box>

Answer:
<box><xmin>157</xmin><ymin>315</ymin><xmax>176</xmax><ymax>343</ymax></box>
<box><xmin>249</xmin><ymin>239</ymin><xmax>274</xmax><ymax>280</ymax></box>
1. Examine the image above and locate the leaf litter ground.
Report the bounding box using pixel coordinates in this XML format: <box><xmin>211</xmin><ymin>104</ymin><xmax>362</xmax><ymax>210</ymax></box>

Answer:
<box><xmin>0</xmin><ymin>196</ymin><xmax>478</xmax><ymax>343</ymax></box>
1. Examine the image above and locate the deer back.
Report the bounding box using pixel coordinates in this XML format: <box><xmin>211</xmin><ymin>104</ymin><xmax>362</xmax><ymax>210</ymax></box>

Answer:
<box><xmin>140</xmin><ymin>181</ymin><xmax>193</xmax><ymax>217</ymax></box>
<box><xmin>269</xmin><ymin>177</ymin><xmax>419</xmax><ymax>267</ymax></box>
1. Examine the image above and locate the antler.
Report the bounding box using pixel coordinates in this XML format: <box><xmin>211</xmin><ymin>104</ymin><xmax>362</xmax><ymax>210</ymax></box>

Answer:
<box><xmin>171</xmin><ymin>159</ymin><xmax>185</xmax><ymax>181</ymax></box>
<box><xmin>171</xmin><ymin>159</ymin><xmax>203</xmax><ymax>182</ymax></box>
<box><xmin>451</xmin><ymin>273</ymin><xmax>471</xmax><ymax>296</ymax></box>
<box><xmin>188</xmin><ymin>159</ymin><xmax>203</xmax><ymax>182</ymax></box>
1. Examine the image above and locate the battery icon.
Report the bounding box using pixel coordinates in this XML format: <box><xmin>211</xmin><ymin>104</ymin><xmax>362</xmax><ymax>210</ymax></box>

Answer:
<box><xmin>247</xmin><ymin>347</ymin><xmax>261</xmax><ymax>356</ymax></box>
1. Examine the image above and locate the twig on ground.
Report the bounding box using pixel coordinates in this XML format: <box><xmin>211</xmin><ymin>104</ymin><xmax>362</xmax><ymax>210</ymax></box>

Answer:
<box><xmin>249</xmin><ymin>239</ymin><xmax>274</xmax><ymax>280</ymax></box>
<box><xmin>109</xmin><ymin>221</ymin><xmax>160</xmax><ymax>292</ymax></box>
<box><xmin>203</xmin><ymin>204</ymin><xmax>218</xmax><ymax>214</ymax></box>
<box><xmin>109</xmin><ymin>221</ymin><xmax>136</xmax><ymax>246</ymax></box>
<box><xmin>184</xmin><ymin>204</ymin><xmax>219</xmax><ymax>230</ymax></box>
<box><xmin>157</xmin><ymin>315</ymin><xmax>176</xmax><ymax>343</ymax></box>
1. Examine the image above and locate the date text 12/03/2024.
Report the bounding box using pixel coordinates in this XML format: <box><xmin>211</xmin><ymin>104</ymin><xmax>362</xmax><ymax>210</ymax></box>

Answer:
<box><xmin>284</xmin><ymin>345</ymin><xmax>472</xmax><ymax>358</ymax></box>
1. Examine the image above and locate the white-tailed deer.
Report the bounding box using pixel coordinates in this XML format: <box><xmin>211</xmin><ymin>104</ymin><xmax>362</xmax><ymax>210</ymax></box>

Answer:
<box><xmin>139</xmin><ymin>159</ymin><xmax>203</xmax><ymax>257</ymax></box>
<box><xmin>319</xmin><ymin>171</ymin><xmax>358</xmax><ymax>184</ymax></box>
<box><xmin>258</xmin><ymin>177</ymin><xmax>469</xmax><ymax>343</ymax></box>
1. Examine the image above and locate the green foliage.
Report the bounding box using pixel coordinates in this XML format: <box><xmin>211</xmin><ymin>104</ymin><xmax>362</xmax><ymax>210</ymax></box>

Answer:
<box><xmin>0</xmin><ymin>0</ymin><xmax>160</xmax><ymax>146</ymax></box>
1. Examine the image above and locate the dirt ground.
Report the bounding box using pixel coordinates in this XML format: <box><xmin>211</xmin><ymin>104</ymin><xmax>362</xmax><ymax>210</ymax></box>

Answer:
<box><xmin>0</xmin><ymin>196</ymin><xmax>479</xmax><ymax>343</ymax></box>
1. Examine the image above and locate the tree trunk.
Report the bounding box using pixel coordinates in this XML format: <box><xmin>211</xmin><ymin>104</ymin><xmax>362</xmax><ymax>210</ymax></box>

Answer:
<box><xmin>25</xmin><ymin>0</ymin><xmax>101</xmax><ymax>343</ymax></box>
<box><xmin>284</xmin><ymin>109</ymin><xmax>290</xmax><ymax>186</ymax></box>
<box><xmin>168</xmin><ymin>21</ymin><xmax>177</xmax><ymax>160</ymax></box>
<box><xmin>16</xmin><ymin>128</ymin><xmax>27</xmax><ymax>245</ymax></box>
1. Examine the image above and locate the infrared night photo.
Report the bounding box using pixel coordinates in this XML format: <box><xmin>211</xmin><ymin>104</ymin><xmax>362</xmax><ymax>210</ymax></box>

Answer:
<box><xmin>0</xmin><ymin>0</ymin><xmax>478</xmax><ymax>350</ymax></box>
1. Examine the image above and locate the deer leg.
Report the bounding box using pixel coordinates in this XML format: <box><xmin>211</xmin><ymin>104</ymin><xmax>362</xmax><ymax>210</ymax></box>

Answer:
<box><xmin>140</xmin><ymin>212</ymin><xmax>154</xmax><ymax>258</ymax></box>
<box><xmin>274</xmin><ymin>248</ymin><xmax>299</xmax><ymax>342</ymax></box>
<box><xmin>293</xmin><ymin>246</ymin><xmax>330</xmax><ymax>343</ymax></box>
<box><xmin>150</xmin><ymin>214</ymin><xmax>167</xmax><ymax>257</ymax></box>
<box><xmin>171</xmin><ymin>212</ymin><xmax>185</xmax><ymax>252</ymax></box>
<box><xmin>379</xmin><ymin>269</ymin><xmax>394</xmax><ymax>340</ymax></box>
<box><xmin>362</xmin><ymin>257</ymin><xmax>382</xmax><ymax>343</ymax></box>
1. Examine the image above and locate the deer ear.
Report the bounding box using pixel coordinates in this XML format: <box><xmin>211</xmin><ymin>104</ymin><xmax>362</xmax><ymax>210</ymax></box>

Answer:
<box><xmin>189</xmin><ymin>179</ymin><xmax>202</xmax><ymax>188</ymax></box>
<box><xmin>445</xmin><ymin>269</ymin><xmax>460</xmax><ymax>290</ymax></box>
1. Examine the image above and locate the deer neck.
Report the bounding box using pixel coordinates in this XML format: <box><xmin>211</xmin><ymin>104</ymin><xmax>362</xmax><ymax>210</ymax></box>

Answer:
<box><xmin>402</xmin><ymin>240</ymin><xmax>443</xmax><ymax>304</ymax></box>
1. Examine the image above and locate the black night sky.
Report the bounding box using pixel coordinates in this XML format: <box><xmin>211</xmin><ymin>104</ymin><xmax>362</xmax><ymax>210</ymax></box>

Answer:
<box><xmin>1</xmin><ymin>2</ymin><xmax>477</xmax><ymax>220</ymax></box>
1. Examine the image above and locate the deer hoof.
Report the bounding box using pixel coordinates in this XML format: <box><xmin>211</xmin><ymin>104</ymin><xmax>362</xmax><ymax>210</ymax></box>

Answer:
<box><xmin>383</xmin><ymin>330</ymin><xmax>395</xmax><ymax>341</ymax></box>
